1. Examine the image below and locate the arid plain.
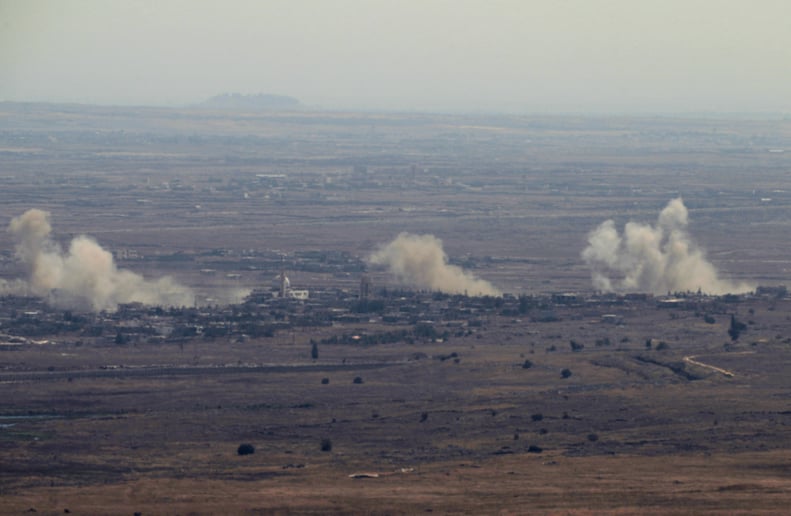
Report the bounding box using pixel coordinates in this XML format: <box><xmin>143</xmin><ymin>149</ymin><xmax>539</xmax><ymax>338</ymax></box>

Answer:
<box><xmin>1</xmin><ymin>103</ymin><xmax>791</xmax><ymax>514</ymax></box>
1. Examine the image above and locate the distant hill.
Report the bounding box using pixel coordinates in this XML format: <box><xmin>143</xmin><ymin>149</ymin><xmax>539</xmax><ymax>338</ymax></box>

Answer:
<box><xmin>198</xmin><ymin>93</ymin><xmax>302</xmax><ymax>111</ymax></box>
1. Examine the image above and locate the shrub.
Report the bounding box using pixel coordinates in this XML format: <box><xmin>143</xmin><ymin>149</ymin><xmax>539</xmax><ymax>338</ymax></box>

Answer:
<box><xmin>531</xmin><ymin>413</ymin><xmax>543</xmax><ymax>422</ymax></box>
<box><xmin>352</xmin><ymin>376</ymin><xmax>364</xmax><ymax>384</ymax></box>
<box><xmin>237</xmin><ymin>443</ymin><xmax>255</xmax><ymax>456</ymax></box>
<box><xmin>560</xmin><ymin>368</ymin><xmax>572</xmax><ymax>379</ymax></box>
<box><xmin>321</xmin><ymin>377</ymin><xmax>330</xmax><ymax>385</ymax></box>
<box><xmin>587</xmin><ymin>433</ymin><xmax>599</xmax><ymax>442</ymax></box>
<box><xmin>729</xmin><ymin>315</ymin><xmax>747</xmax><ymax>341</ymax></box>
<box><xmin>527</xmin><ymin>445</ymin><xmax>543</xmax><ymax>453</ymax></box>
<box><xmin>522</xmin><ymin>359</ymin><xmax>533</xmax><ymax>369</ymax></box>
<box><xmin>320</xmin><ymin>438</ymin><xmax>333</xmax><ymax>452</ymax></box>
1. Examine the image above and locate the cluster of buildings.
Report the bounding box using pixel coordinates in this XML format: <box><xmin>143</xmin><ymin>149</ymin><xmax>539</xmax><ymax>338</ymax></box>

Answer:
<box><xmin>0</xmin><ymin>278</ymin><xmax>785</xmax><ymax>349</ymax></box>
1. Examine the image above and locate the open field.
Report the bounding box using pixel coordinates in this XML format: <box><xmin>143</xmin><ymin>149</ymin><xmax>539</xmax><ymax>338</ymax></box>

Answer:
<box><xmin>3</xmin><ymin>294</ymin><xmax>791</xmax><ymax>514</ymax></box>
<box><xmin>2</xmin><ymin>103</ymin><xmax>790</xmax><ymax>294</ymax></box>
<box><xmin>1</xmin><ymin>104</ymin><xmax>791</xmax><ymax>513</ymax></box>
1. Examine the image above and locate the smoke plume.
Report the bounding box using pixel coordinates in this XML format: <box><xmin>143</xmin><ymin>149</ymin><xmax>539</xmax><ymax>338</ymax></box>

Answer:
<box><xmin>4</xmin><ymin>209</ymin><xmax>194</xmax><ymax>311</ymax></box>
<box><xmin>582</xmin><ymin>198</ymin><xmax>752</xmax><ymax>295</ymax></box>
<box><xmin>368</xmin><ymin>232</ymin><xmax>500</xmax><ymax>296</ymax></box>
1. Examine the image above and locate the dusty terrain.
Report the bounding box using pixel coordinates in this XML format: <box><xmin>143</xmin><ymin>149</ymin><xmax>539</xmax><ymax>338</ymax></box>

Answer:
<box><xmin>2</xmin><ymin>104</ymin><xmax>790</xmax><ymax>294</ymax></box>
<box><xmin>3</xmin><ymin>294</ymin><xmax>791</xmax><ymax>514</ymax></box>
<box><xmin>1</xmin><ymin>104</ymin><xmax>791</xmax><ymax>514</ymax></box>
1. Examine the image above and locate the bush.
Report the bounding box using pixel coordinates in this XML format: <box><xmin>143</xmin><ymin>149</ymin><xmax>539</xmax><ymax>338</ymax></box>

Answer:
<box><xmin>352</xmin><ymin>376</ymin><xmax>364</xmax><ymax>384</ymax></box>
<box><xmin>320</xmin><ymin>438</ymin><xmax>333</xmax><ymax>452</ymax></box>
<box><xmin>560</xmin><ymin>368</ymin><xmax>572</xmax><ymax>379</ymax></box>
<box><xmin>321</xmin><ymin>377</ymin><xmax>330</xmax><ymax>385</ymax></box>
<box><xmin>522</xmin><ymin>359</ymin><xmax>533</xmax><ymax>369</ymax></box>
<box><xmin>237</xmin><ymin>443</ymin><xmax>255</xmax><ymax>456</ymax></box>
<box><xmin>531</xmin><ymin>413</ymin><xmax>543</xmax><ymax>422</ymax></box>
<box><xmin>587</xmin><ymin>433</ymin><xmax>599</xmax><ymax>442</ymax></box>
<box><xmin>527</xmin><ymin>445</ymin><xmax>543</xmax><ymax>453</ymax></box>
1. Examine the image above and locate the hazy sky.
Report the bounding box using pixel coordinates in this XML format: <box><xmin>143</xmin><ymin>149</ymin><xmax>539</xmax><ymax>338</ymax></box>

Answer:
<box><xmin>2</xmin><ymin>0</ymin><xmax>790</xmax><ymax>113</ymax></box>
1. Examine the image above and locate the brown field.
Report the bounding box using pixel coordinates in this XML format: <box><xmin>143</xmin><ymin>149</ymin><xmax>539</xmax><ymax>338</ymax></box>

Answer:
<box><xmin>1</xmin><ymin>104</ymin><xmax>791</xmax><ymax>514</ymax></box>
<box><xmin>3</xmin><ymin>296</ymin><xmax>791</xmax><ymax>514</ymax></box>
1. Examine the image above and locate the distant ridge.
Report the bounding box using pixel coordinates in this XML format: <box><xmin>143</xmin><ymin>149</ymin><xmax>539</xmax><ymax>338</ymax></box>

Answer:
<box><xmin>198</xmin><ymin>93</ymin><xmax>301</xmax><ymax>111</ymax></box>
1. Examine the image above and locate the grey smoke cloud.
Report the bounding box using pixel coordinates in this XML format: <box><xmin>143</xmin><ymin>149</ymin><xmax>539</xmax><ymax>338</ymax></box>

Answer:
<box><xmin>582</xmin><ymin>198</ymin><xmax>752</xmax><ymax>295</ymax></box>
<box><xmin>368</xmin><ymin>232</ymin><xmax>500</xmax><ymax>296</ymax></box>
<box><xmin>3</xmin><ymin>209</ymin><xmax>194</xmax><ymax>311</ymax></box>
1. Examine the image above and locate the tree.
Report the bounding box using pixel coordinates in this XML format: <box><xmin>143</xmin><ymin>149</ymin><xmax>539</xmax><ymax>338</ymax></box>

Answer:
<box><xmin>595</xmin><ymin>337</ymin><xmax>611</xmax><ymax>347</ymax></box>
<box><xmin>311</xmin><ymin>340</ymin><xmax>319</xmax><ymax>360</ymax></box>
<box><xmin>728</xmin><ymin>315</ymin><xmax>747</xmax><ymax>341</ymax></box>
<box><xmin>237</xmin><ymin>443</ymin><xmax>255</xmax><ymax>455</ymax></box>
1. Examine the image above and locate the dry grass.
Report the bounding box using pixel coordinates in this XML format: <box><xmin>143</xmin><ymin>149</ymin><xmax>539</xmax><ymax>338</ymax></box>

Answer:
<box><xmin>3</xmin><ymin>299</ymin><xmax>791</xmax><ymax>513</ymax></box>
<box><xmin>2</xmin><ymin>105</ymin><xmax>791</xmax><ymax>513</ymax></box>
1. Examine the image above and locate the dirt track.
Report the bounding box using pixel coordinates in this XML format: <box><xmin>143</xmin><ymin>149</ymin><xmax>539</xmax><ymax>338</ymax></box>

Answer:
<box><xmin>682</xmin><ymin>353</ymin><xmax>751</xmax><ymax>378</ymax></box>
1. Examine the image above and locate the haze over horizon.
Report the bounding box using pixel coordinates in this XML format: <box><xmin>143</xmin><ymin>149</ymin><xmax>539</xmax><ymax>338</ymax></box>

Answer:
<box><xmin>2</xmin><ymin>0</ymin><xmax>790</xmax><ymax>115</ymax></box>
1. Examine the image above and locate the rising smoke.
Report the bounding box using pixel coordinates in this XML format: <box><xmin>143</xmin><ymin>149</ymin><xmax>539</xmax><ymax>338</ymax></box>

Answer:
<box><xmin>3</xmin><ymin>209</ymin><xmax>194</xmax><ymax>311</ymax></box>
<box><xmin>581</xmin><ymin>198</ymin><xmax>752</xmax><ymax>295</ymax></box>
<box><xmin>368</xmin><ymin>232</ymin><xmax>500</xmax><ymax>296</ymax></box>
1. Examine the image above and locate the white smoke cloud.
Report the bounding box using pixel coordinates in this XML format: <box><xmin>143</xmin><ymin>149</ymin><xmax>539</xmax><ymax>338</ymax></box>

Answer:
<box><xmin>368</xmin><ymin>232</ymin><xmax>500</xmax><ymax>296</ymax></box>
<box><xmin>582</xmin><ymin>198</ymin><xmax>752</xmax><ymax>295</ymax></box>
<box><xmin>4</xmin><ymin>209</ymin><xmax>194</xmax><ymax>311</ymax></box>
